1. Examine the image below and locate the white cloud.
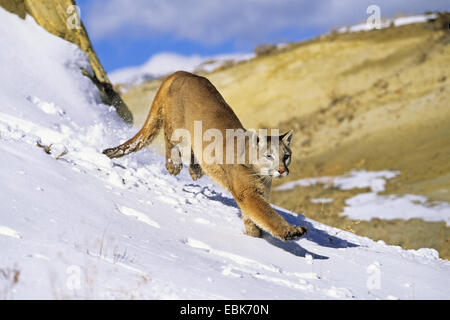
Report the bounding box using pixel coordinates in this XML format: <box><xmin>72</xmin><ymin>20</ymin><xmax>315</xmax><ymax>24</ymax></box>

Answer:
<box><xmin>84</xmin><ymin>0</ymin><xmax>449</xmax><ymax>45</ymax></box>
<box><xmin>108</xmin><ymin>52</ymin><xmax>205</xmax><ymax>85</ymax></box>
<box><xmin>108</xmin><ymin>51</ymin><xmax>254</xmax><ymax>85</ymax></box>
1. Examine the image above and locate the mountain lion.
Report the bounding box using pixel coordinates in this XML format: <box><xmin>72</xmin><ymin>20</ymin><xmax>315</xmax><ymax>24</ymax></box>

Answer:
<box><xmin>103</xmin><ymin>71</ymin><xmax>307</xmax><ymax>241</ymax></box>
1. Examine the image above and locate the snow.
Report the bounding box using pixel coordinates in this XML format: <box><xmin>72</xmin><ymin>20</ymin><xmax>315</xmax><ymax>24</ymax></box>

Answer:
<box><xmin>108</xmin><ymin>52</ymin><xmax>254</xmax><ymax>87</ymax></box>
<box><xmin>117</xmin><ymin>205</ymin><xmax>161</xmax><ymax>229</ymax></box>
<box><xmin>343</xmin><ymin>193</ymin><xmax>450</xmax><ymax>225</ymax></box>
<box><xmin>108</xmin><ymin>52</ymin><xmax>205</xmax><ymax>86</ymax></box>
<box><xmin>0</xmin><ymin>8</ymin><xmax>449</xmax><ymax>299</ymax></box>
<box><xmin>337</xmin><ymin>13</ymin><xmax>437</xmax><ymax>33</ymax></box>
<box><xmin>276</xmin><ymin>170</ymin><xmax>450</xmax><ymax>225</ymax></box>
<box><xmin>0</xmin><ymin>225</ymin><xmax>21</xmax><ymax>239</ymax></box>
<box><xmin>393</xmin><ymin>15</ymin><xmax>437</xmax><ymax>27</ymax></box>
<box><xmin>311</xmin><ymin>198</ymin><xmax>334</xmax><ymax>204</ymax></box>
<box><xmin>276</xmin><ymin>170</ymin><xmax>399</xmax><ymax>192</ymax></box>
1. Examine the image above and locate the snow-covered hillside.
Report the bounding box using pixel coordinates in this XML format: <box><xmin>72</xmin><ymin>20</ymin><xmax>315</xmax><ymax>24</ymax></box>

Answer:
<box><xmin>0</xmin><ymin>8</ymin><xmax>449</xmax><ymax>299</ymax></box>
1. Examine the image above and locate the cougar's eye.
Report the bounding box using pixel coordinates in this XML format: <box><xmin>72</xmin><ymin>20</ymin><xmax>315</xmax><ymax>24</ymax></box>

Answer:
<box><xmin>284</xmin><ymin>154</ymin><xmax>291</xmax><ymax>164</ymax></box>
<box><xmin>265</xmin><ymin>154</ymin><xmax>274</xmax><ymax>160</ymax></box>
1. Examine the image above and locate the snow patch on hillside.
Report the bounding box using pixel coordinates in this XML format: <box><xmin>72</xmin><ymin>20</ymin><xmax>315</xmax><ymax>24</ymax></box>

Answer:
<box><xmin>276</xmin><ymin>170</ymin><xmax>399</xmax><ymax>192</ymax></box>
<box><xmin>276</xmin><ymin>170</ymin><xmax>450</xmax><ymax>225</ymax></box>
<box><xmin>337</xmin><ymin>13</ymin><xmax>437</xmax><ymax>33</ymax></box>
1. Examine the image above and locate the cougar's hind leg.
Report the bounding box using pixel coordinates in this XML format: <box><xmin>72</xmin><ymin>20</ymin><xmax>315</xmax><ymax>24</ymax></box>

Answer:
<box><xmin>243</xmin><ymin>215</ymin><xmax>262</xmax><ymax>238</ymax></box>
<box><xmin>164</xmin><ymin>123</ymin><xmax>183</xmax><ymax>176</ymax></box>
<box><xmin>189</xmin><ymin>149</ymin><xmax>203</xmax><ymax>181</ymax></box>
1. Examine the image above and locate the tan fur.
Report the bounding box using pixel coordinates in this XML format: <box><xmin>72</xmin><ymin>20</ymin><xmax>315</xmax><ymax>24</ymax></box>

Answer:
<box><xmin>103</xmin><ymin>71</ymin><xmax>307</xmax><ymax>241</ymax></box>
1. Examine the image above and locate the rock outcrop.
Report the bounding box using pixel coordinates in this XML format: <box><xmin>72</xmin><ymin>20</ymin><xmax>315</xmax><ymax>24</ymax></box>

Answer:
<box><xmin>0</xmin><ymin>0</ymin><xmax>133</xmax><ymax>124</ymax></box>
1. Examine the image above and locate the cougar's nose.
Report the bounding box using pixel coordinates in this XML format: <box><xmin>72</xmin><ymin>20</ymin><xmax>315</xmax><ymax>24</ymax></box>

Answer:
<box><xmin>278</xmin><ymin>169</ymin><xmax>285</xmax><ymax>174</ymax></box>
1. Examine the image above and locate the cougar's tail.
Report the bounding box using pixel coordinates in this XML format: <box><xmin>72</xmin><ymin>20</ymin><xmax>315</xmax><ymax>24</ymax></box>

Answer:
<box><xmin>103</xmin><ymin>93</ymin><xmax>164</xmax><ymax>159</ymax></box>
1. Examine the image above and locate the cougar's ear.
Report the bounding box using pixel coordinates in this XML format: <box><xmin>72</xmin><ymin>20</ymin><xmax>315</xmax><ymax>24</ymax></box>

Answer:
<box><xmin>281</xmin><ymin>130</ymin><xmax>294</xmax><ymax>146</ymax></box>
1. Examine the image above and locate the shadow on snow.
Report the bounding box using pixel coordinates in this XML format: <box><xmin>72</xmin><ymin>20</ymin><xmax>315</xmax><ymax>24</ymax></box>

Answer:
<box><xmin>184</xmin><ymin>183</ymin><xmax>359</xmax><ymax>260</ymax></box>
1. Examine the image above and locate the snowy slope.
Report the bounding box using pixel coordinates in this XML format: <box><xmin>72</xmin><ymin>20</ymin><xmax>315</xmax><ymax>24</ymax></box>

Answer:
<box><xmin>0</xmin><ymin>8</ymin><xmax>449</xmax><ymax>300</ymax></box>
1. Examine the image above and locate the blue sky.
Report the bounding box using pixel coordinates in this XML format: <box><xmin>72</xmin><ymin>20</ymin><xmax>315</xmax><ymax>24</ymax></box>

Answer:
<box><xmin>76</xmin><ymin>0</ymin><xmax>449</xmax><ymax>73</ymax></box>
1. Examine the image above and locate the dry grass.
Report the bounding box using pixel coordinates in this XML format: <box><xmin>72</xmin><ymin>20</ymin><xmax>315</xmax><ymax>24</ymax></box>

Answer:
<box><xmin>0</xmin><ymin>265</ymin><xmax>20</xmax><ymax>299</ymax></box>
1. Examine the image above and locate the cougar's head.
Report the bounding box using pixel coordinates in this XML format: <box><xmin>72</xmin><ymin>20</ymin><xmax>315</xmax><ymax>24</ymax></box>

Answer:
<box><xmin>254</xmin><ymin>130</ymin><xmax>293</xmax><ymax>178</ymax></box>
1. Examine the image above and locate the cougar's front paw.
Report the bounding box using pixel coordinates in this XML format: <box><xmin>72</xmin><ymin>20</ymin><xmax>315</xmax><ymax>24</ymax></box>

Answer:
<box><xmin>283</xmin><ymin>226</ymin><xmax>308</xmax><ymax>241</ymax></box>
<box><xmin>189</xmin><ymin>164</ymin><xmax>203</xmax><ymax>181</ymax></box>
<box><xmin>166</xmin><ymin>159</ymin><xmax>182</xmax><ymax>176</ymax></box>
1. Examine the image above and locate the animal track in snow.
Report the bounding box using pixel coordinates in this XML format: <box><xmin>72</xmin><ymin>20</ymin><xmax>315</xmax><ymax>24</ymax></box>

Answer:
<box><xmin>185</xmin><ymin>238</ymin><xmax>280</xmax><ymax>273</ymax></box>
<box><xmin>117</xmin><ymin>205</ymin><xmax>160</xmax><ymax>229</ymax></box>
<box><xmin>157</xmin><ymin>195</ymin><xmax>180</xmax><ymax>206</ymax></box>
<box><xmin>325</xmin><ymin>286</ymin><xmax>354</xmax><ymax>299</ymax></box>
<box><xmin>27</xmin><ymin>95</ymin><xmax>65</xmax><ymax>116</ymax></box>
<box><xmin>0</xmin><ymin>225</ymin><xmax>21</xmax><ymax>239</ymax></box>
<box><xmin>184</xmin><ymin>238</ymin><xmax>327</xmax><ymax>293</ymax></box>
<box><xmin>26</xmin><ymin>253</ymin><xmax>50</xmax><ymax>261</ymax></box>
<box><xmin>194</xmin><ymin>218</ymin><xmax>215</xmax><ymax>226</ymax></box>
